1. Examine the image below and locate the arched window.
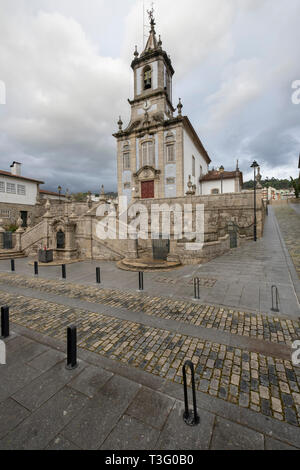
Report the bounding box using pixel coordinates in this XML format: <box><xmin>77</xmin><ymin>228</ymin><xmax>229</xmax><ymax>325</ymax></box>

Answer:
<box><xmin>143</xmin><ymin>66</ymin><xmax>152</xmax><ymax>90</ymax></box>
<box><xmin>142</xmin><ymin>141</ymin><xmax>154</xmax><ymax>166</ymax></box>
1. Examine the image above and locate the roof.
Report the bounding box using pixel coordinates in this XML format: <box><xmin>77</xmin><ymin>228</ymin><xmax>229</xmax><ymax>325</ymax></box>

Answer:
<box><xmin>39</xmin><ymin>189</ymin><xmax>66</xmax><ymax>197</ymax></box>
<box><xmin>0</xmin><ymin>169</ymin><xmax>44</xmax><ymax>184</ymax></box>
<box><xmin>200</xmin><ymin>169</ymin><xmax>243</xmax><ymax>185</ymax></box>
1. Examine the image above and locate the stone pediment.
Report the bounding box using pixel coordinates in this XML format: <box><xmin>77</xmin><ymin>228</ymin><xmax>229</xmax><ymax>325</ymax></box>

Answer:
<box><xmin>134</xmin><ymin>166</ymin><xmax>161</xmax><ymax>180</ymax></box>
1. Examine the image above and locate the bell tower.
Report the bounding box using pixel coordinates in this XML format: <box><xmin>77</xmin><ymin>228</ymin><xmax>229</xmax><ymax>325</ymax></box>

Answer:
<box><xmin>129</xmin><ymin>8</ymin><xmax>175</xmax><ymax>123</ymax></box>
<box><xmin>113</xmin><ymin>9</ymin><xmax>211</xmax><ymax>203</ymax></box>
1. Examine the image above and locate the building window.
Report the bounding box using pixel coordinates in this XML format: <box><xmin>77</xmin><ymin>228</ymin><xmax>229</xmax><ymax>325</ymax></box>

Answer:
<box><xmin>6</xmin><ymin>183</ymin><xmax>16</xmax><ymax>194</ymax></box>
<box><xmin>17</xmin><ymin>184</ymin><xmax>26</xmax><ymax>195</ymax></box>
<box><xmin>124</xmin><ymin>183</ymin><xmax>131</xmax><ymax>190</ymax></box>
<box><xmin>166</xmin><ymin>145</ymin><xmax>175</xmax><ymax>163</ymax></box>
<box><xmin>211</xmin><ymin>188</ymin><xmax>219</xmax><ymax>195</ymax></box>
<box><xmin>200</xmin><ymin>165</ymin><xmax>203</xmax><ymax>177</ymax></box>
<box><xmin>165</xmin><ymin>133</ymin><xmax>176</xmax><ymax>163</ymax></box>
<box><xmin>0</xmin><ymin>181</ymin><xmax>4</xmax><ymax>192</ymax></box>
<box><xmin>166</xmin><ymin>177</ymin><xmax>175</xmax><ymax>185</ymax></box>
<box><xmin>143</xmin><ymin>66</ymin><xmax>152</xmax><ymax>90</ymax></box>
<box><xmin>142</xmin><ymin>141</ymin><xmax>154</xmax><ymax>166</ymax></box>
<box><xmin>192</xmin><ymin>156</ymin><xmax>195</xmax><ymax>177</ymax></box>
<box><xmin>0</xmin><ymin>209</ymin><xmax>10</xmax><ymax>218</ymax></box>
<box><xmin>123</xmin><ymin>153</ymin><xmax>130</xmax><ymax>170</ymax></box>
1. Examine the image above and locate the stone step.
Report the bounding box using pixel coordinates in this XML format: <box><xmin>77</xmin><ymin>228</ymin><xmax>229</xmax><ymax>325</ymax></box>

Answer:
<box><xmin>117</xmin><ymin>257</ymin><xmax>181</xmax><ymax>272</ymax></box>
<box><xmin>0</xmin><ymin>250</ymin><xmax>26</xmax><ymax>260</ymax></box>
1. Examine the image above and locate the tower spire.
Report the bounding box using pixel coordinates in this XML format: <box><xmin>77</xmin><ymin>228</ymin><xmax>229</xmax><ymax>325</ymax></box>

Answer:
<box><xmin>141</xmin><ymin>3</ymin><xmax>158</xmax><ymax>55</ymax></box>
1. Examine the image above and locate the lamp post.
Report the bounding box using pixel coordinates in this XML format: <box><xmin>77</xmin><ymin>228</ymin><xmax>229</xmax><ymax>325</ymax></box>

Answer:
<box><xmin>58</xmin><ymin>185</ymin><xmax>62</xmax><ymax>204</ymax></box>
<box><xmin>250</xmin><ymin>161</ymin><xmax>259</xmax><ymax>241</ymax></box>
<box><xmin>219</xmin><ymin>166</ymin><xmax>224</xmax><ymax>194</ymax></box>
<box><xmin>265</xmin><ymin>177</ymin><xmax>269</xmax><ymax>215</ymax></box>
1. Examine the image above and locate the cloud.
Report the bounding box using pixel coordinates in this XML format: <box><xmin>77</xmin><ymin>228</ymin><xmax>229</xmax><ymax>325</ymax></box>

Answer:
<box><xmin>0</xmin><ymin>0</ymin><xmax>299</xmax><ymax>193</ymax></box>
<box><xmin>204</xmin><ymin>58</ymin><xmax>263</xmax><ymax>128</ymax></box>
<box><xmin>0</xmin><ymin>8</ymin><xmax>130</xmax><ymax>192</ymax></box>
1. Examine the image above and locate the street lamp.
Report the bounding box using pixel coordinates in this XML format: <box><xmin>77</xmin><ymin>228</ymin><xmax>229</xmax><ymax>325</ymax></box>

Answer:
<box><xmin>265</xmin><ymin>177</ymin><xmax>269</xmax><ymax>215</ymax></box>
<box><xmin>58</xmin><ymin>185</ymin><xmax>62</xmax><ymax>204</ymax></box>
<box><xmin>219</xmin><ymin>166</ymin><xmax>224</xmax><ymax>194</ymax></box>
<box><xmin>250</xmin><ymin>161</ymin><xmax>259</xmax><ymax>241</ymax></box>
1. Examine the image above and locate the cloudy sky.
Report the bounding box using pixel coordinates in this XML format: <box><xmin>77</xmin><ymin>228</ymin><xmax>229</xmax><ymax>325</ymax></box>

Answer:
<box><xmin>0</xmin><ymin>0</ymin><xmax>299</xmax><ymax>193</ymax></box>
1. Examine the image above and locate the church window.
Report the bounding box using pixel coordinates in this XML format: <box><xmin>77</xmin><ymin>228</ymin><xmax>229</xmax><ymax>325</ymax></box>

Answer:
<box><xmin>0</xmin><ymin>181</ymin><xmax>4</xmax><ymax>192</ymax></box>
<box><xmin>123</xmin><ymin>153</ymin><xmax>130</xmax><ymax>170</ymax></box>
<box><xmin>165</xmin><ymin>133</ymin><xmax>175</xmax><ymax>163</ymax></box>
<box><xmin>211</xmin><ymin>188</ymin><xmax>219</xmax><ymax>195</ymax></box>
<box><xmin>143</xmin><ymin>66</ymin><xmax>152</xmax><ymax>90</ymax></box>
<box><xmin>192</xmin><ymin>156</ymin><xmax>195</xmax><ymax>177</ymax></box>
<box><xmin>166</xmin><ymin>145</ymin><xmax>175</xmax><ymax>163</ymax></box>
<box><xmin>142</xmin><ymin>141</ymin><xmax>154</xmax><ymax>166</ymax></box>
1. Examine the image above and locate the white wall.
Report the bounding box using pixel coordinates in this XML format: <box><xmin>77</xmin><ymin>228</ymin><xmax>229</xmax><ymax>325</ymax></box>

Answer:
<box><xmin>0</xmin><ymin>175</ymin><xmax>38</xmax><ymax>205</ymax></box>
<box><xmin>183</xmin><ymin>130</ymin><xmax>209</xmax><ymax>195</ymax></box>
<box><xmin>202</xmin><ymin>178</ymin><xmax>236</xmax><ymax>195</ymax></box>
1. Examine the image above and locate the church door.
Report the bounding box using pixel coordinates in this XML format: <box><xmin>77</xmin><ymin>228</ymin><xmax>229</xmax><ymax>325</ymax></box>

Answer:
<box><xmin>141</xmin><ymin>180</ymin><xmax>154</xmax><ymax>199</ymax></box>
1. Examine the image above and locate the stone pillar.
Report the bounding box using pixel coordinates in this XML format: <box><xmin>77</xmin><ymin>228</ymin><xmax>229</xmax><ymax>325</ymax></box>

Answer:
<box><xmin>157</xmin><ymin>130</ymin><xmax>164</xmax><ymax>198</ymax></box>
<box><xmin>0</xmin><ymin>219</ymin><xmax>4</xmax><ymax>249</ymax></box>
<box><xmin>127</xmin><ymin>239</ymin><xmax>138</xmax><ymax>259</ymax></box>
<box><xmin>26</xmin><ymin>213</ymin><xmax>32</xmax><ymax>231</ymax></box>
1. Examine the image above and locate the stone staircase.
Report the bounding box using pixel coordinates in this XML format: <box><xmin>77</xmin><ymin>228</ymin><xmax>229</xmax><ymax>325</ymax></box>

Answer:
<box><xmin>0</xmin><ymin>249</ymin><xmax>26</xmax><ymax>260</ymax></box>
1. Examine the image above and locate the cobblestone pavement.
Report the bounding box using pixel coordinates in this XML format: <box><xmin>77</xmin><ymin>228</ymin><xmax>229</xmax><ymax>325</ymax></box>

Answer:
<box><xmin>274</xmin><ymin>205</ymin><xmax>300</xmax><ymax>278</ymax></box>
<box><xmin>1</xmin><ymin>285</ymin><xmax>300</xmax><ymax>428</ymax></box>
<box><xmin>0</xmin><ymin>273</ymin><xmax>299</xmax><ymax>345</ymax></box>
<box><xmin>155</xmin><ymin>277</ymin><xmax>217</xmax><ymax>287</ymax></box>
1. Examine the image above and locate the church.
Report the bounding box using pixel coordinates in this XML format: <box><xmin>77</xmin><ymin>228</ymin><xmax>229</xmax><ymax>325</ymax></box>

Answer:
<box><xmin>113</xmin><ymin>11</ymin><xmax>243</xmax><ymax>202</ymax></box>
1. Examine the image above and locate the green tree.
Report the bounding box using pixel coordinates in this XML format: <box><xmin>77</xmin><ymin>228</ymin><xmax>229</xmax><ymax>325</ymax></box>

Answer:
<box><xmin>290</xmin><ymin>177</ymin><xmax>300</xmax><ymax>198</ymax></box>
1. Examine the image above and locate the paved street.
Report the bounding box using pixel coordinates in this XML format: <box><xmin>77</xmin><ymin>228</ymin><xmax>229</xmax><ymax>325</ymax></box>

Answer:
<box><xmin>0</xmin><ymin>208</ymin><xmax>299</xmax><ymax>317</ymax></box>
<box><xmin>0</xmin><ymin>327</ymin><xmax>300</xmax><ymax>450</ymax></box>
<box><xmin>275</xmin><ymin>204</ymin><xmax>300</xmax><ymax>280</ymax></box>
<box><xmin>0</xmin><ymin>204</ymin><xmax>299</xmax><ymax>449</ymax></box>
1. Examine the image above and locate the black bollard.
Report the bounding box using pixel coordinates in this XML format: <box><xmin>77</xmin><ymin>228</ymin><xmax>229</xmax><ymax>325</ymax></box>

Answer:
<box><xmin>34</xmin><ymin>261</ymin><xmax>39</xmax><ymax>276</ymax></box>
<box><xmin>66</xmin><ymin>325</ymin><xmax>77</xmax><ymax>370</ymax></box>
<box><xmin>182</xmin><ymin>360</ymin><xmax>200</xmax><ymax>426</ymax></box>
<box><xmin>96</xmin><ymin>267</ymin><xmax>101</xmax><ymax>284</ymax></box>
<box><xmin>1</xmin><ymin>306</ymin><xmax>9</xmax><ymax>339</ymax></box>
<box><xmin>194</xmin><ymin>278</ymin><xmax>200</xmax><ymax>300</ymax></box>
<box><xmin>62</xmin><ymin>264</ymin><xmax>66</xmax><ymax>280</ymax></box>
<box><xmin>138</xmin><ymin>271</ymin><xmax>144</xmax><ymax>291</ymax></box>
<box><xmin>11</xmin><ymin>259</ymin><xmax>15</xmax><ymax>272</ymax></box>
<box><xmin>271</xmin><ymin>285</ymin><xmax>280</xmax><ymax>312</ymax></box>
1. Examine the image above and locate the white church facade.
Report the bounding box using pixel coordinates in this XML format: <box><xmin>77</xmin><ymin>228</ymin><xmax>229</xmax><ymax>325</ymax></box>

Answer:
<box><xmin>114</xmin><ymin>12</ymin><xmax>242</xmax><ymax>202</ymax></box>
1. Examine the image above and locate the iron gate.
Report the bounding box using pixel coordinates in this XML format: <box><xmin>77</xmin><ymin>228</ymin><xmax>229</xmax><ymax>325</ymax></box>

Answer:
<box><xmin>152</xmin><ymin>236</ymin><xmax>170</xmax><ymax>260</ymax></box>
<box><xmin>228</xmin><ymin>222</ymin><xmax>238</xmax><ymax>249</ymax></box>
<box><xmin>3</xmin><ymin>232</ymin><xmax>12</xmax><ymax>249</ymax></box>
<box><xmin>56</xmin><ymin>230</ymin><xmax>65</xmax><ymax>249</ymax></box>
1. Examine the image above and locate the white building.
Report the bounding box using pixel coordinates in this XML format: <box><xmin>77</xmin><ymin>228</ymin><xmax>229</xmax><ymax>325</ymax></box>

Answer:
<box><xmin>0</xmin><ymin>162</ymin><xmax>44</xmax><ymax>227</ymax></box>
<box><xmin>199</xmin><ymin>165</ymin><xmax>243</xmax><ymax>196</ymax></box>
<box><xmin>39</xmin><ymin>189</ymin><xmax>67</xmax><ymax>202</ymax></box>
<box><xmin>114</xmin><ymin>13</ymin><xmax>243</xmax><ymax>201</ymax></box>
